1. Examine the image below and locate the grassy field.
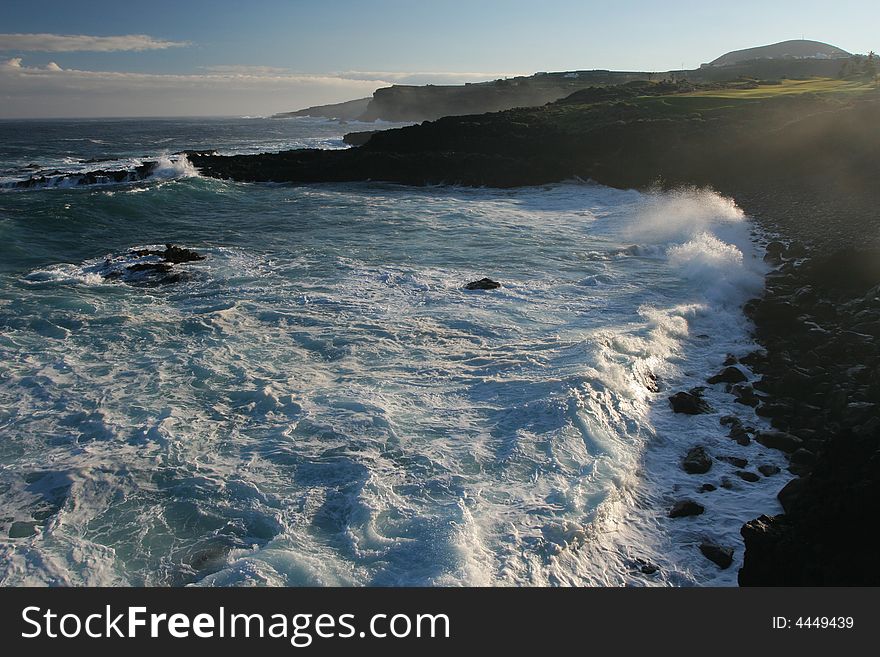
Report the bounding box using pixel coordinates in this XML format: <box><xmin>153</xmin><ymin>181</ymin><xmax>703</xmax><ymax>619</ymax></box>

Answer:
<box><xmin>683</xmin><ymin>77</ymin><xmax>877</xmax><ymax>98</ymax></box>
<box><xmin>622</xmin><ymin>77</ymin><xmax>878</xmax><ymax>117</ymax></box>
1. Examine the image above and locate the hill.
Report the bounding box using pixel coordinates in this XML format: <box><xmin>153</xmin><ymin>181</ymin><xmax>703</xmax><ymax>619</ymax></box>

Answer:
<box><xmin>272</xmin><ymin>40</ymin><xmax>859</xmax><ymax>123</ymax></box>
<box><xmin>707</xmin><ymin>39</ymin><xmax>851</xmax><ymax>67</ymax></box>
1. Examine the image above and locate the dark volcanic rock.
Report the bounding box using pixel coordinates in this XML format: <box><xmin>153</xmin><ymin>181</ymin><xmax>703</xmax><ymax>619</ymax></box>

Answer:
<box><xmin>669</xmin><ymin>500</ymin><xmax>705</xmax><ymax>518</ymax></box>
<box><xmin>699</xmin><ymin>542</ymin><xmax>734</xmax><ymax>569</ymax></box>
<box><xmin>719</xmin><ymin>455</ymin><xmax>748</xmax><ymax>468</ymax></box>
<box><xmin>707</xmin><ymin>366</ymin><xmax>747</xmax><ymax>385</ymax></box>
<box><xmin>728</xmin><ymin>424</ymin><xmax>752</xmax><ymax>446</ymax></box>
<box><xmin>756</xmin><ymin>431</ymin><xmax>803</xmax><ymax>453</ymax></box>
<box><xmin>758</xmin><ymin>464</ymin><xmax>781</xmax><ymax>477</ymax></box>
<box><xmin>736</xmin><ymin>470</ymin><xmax>761</xmax><ymax>483</ymax></box>
<box><xmin>464</xmin><ymin>278</ymin><xmax>501</xmax><ymax>290</ymax></box>
<box><xmin>682</xmin><ymin>446</ymin><xmax>712</xmax><ymax>475</ymax></box>
<box><xmin>669</xmin><ymin>390</ymin><xmax>713</xmax><ymax>415</ymax></box>
<box><xmin>777</xmin><ymin>476</ymin><xmax>808</xmax><ymax>513</ymax></box>
<box><xmin>699</xmin><ymin>483</ymin><xmax>717</xmax><ymax>492</ymax></box>
<box><xmin>732</xmin><ymin>384</ymin><xmax>760</xmax><ymax>407</ymax></box>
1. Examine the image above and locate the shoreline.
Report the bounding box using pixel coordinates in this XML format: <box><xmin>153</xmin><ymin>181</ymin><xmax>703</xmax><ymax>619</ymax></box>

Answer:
<box><xmin>186</xmin><ymin>88</ymin><xmax>880</xmax><ymax>584</ymax></box>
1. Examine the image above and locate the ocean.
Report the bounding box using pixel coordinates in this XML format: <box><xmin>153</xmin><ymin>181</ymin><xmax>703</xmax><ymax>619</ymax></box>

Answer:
<box><xmin>0</xmin><ymin>117</ymin><xmax>783</xmax><ymax>586</ymax></box>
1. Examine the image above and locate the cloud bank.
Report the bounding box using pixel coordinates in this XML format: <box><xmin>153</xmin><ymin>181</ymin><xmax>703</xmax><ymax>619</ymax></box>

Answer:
<box><xmin>0</xmin><ymin>58</ymin><xmax>519</xmax><ymax>118</ymax></box>
<box><xmin>0</xmin><ymin>58</ymin><xmax>388</xmax><ymax>118</ymax></box>
<box><xmin>0</xmin><ymin>33</ymin><xmax>190</xmax><ymax>53</ymax></box>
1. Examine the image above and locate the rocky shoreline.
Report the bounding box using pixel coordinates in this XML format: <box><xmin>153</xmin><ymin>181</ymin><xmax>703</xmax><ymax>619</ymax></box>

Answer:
<box><xmin>735</xmin><ymin>244</ymin><xmax>880</xmax><ymax>584</ymax></box>
<box><xmin>188</xmin><ymin>84</ymin><xmax>880</xmax><ymax>584</ymax></box>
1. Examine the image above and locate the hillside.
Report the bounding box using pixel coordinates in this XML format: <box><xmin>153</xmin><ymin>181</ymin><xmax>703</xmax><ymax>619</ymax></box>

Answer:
<box><xmin>272</xmin><ymin>97</ymin><xmax>371</xmax><ymax>121</ymax></box>
<box><xmin>707</xmin><ymin>39</ymin><xmax>851</xmax><ymax>67</ymax></box>
<box><xmin>272</xmin><ymin>40</ymin><xmax>861</xmax><ymax>123</ymax></box>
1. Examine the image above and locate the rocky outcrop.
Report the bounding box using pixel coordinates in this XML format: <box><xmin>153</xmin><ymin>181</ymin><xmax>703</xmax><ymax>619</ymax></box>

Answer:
<box><xmin>738</xmin><ymin>246</ymin><xmax>880</xmax><ymax>586</ymax></box>
<box><xmin>669</xmin><ymin>389</ymin><xmax>713</xmax><ymax>415</ymax></box>
<box><xmin>464</xmin><ymin>278</ymin><xmax>501</xmax><ymax>290</ymax></box>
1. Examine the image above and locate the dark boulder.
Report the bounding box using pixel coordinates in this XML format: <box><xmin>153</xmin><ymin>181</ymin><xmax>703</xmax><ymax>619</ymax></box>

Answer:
<box><xmin>758</xmin><ymin>464</ymin><xmax>781</xmax><ymax>477</ymax></box>
<box><xmin>700</xmin><ymin>483</ymin><xmax>717</xmax><ymax>492</ymax></box>
<box><xmin>736</xmin><ymin>470</ymin><xmax>761</xmax><ymax>483</ymax></box>
<box><xmin>728</xmin><ymin>425</ymin><xmax>752</xmax><ymax>446</ymax></box>
<box><xmin>669</xmin><ymin>500</ymin><xmax>705</xmax><ymax>518</ymax></box>
<box><xmin>682</xmin><ymin>446</ymin><xmax>712</xmax><ymax>474</ymax></box>
<box><xmin>464</xmin><ymin>278</ymin><xmax>501</xmax><ymax>290</ymax></box>
<box><xmin>707</xmin><ymin>366</ymin><xmax>747</xmax><ymax>385</ymax></box>
<box><xmin>699</xmin><ymin>542</ymin><xmax>734</xmax><ymax>569</ymax></box>
<box><xmin>756</xmin><ymin>431</ymin><xmax>803</xmax><ymax>453</ymax></box>
<box><xmin>777</xmin><ymin>476</ymin><xmax>808</xmax><ymax>513</ymax></box>
<box><xmin>669</xmin><ymin>390</ymin><xmax>713</xmax><ymax>414</ymax></box>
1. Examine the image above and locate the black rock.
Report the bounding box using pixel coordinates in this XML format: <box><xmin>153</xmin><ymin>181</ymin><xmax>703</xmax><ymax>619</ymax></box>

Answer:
<box><xmin>723</xmin><ymin>354</ymin><xmax>739</xmax><ymax>366</ymax></box>
<box><xmin>669</xmin><ymin>500</ymin><xmax>705</xmax><ymax>518</ymax></box>
<box><xmin>464</xmin><ymin>278</ymin><xmax>501</xmax><ymax>290</ymax></box>
<box><xmin>669</xmin><ymin>390</ymin><xmax>713</xmax><ymax>415</ymax></box>
<box><xmin>700</xmin><ymin>483</ymin><xmax>717</xmax><ymax>492</ymax></box>
<box><xmin>729</xmin><ymin>425</ymin><xmax>752</xmax><ymax>446</ymax></box>
<box><xmin>683</xmin><ymin>446</ymin><xmax>712</xmax><ymax>474</ymax></box>
<box><xmin>736</xmin><ymin>470</ymin><xmax>761</xmax><ymax>483</ymax></box>
<box><xmin>699</xmin><ymin>542</ymin><xmax>734</xmax><ymax>569</ymax></box>
<box><xmin>777</xmin><ymin>476</ymin><xmax>808</xmax><ymax>513</ymax></box>
<box><xmin>719</xmin><ymin>456</ymin><xmax>748</xmax><ymax>468</ymax></box>
<box><xmin>719</xmin><ymin>415</ymin><xmax>741</xmax><ymax>427</ymax></box>
<box><xmin>732</xmin><ymin>384</ymin><xmax>760</xmax><ymax>407</ymax></box>
<box><xmin>708</xmin><ymin>366</ymin><xmax>748</xmax><ymax>385</ymax></box>
<box><xmin>756</xmin><ymin>431</ymin><xmax>803</xmax><ymax>453</ymax></box>
<box><xmin>758</xmin><ymin>464</ymin><xmax>781</xmax><ymax>477</ymax></box>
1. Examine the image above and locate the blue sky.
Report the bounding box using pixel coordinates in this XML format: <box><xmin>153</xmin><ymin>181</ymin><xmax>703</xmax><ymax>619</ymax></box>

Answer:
<box><xmin>1</xmin><ymin>0</ymin><xmax>877</xmax><ymax>117</ymax></box>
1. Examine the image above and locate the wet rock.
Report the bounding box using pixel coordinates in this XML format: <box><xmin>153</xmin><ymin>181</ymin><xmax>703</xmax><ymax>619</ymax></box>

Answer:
<box><xmin>699</xmin><ymin>542</ymin><xmax>734</xmax><ymax>569</ymax></box>
<box><xmin>464</xmin><ymin>277</ymin><xmax>501</xmax><ymax>290</ymax></box>
<box><xmin>669</xmin><ymin>500</ymin><xmax>705</xmax><ymax>518</ymax></box>
<box><xmin>719</xmin><ymin>456</ymin><xmax>748</xmax><ymax>468</ymax></box>
<box><xmin>758</xmin><ymin>464</ymin><xmax>781</xmax><ymax>477</ymax></box>
<box><xmin>669</xmin><ymin>390</ymin><xmax>713</xmax><ymax>415</ymax></box>
<box><xmin>723</xmin><ymin>354</ymin><xmax>739</xmax><ymax>366</ymax></box>
<box><xmin>699</xmin><ymin>483</ymin><xmax>717</xmax><ymax>492</ymax></box>
<box><xmin>683</xmin><ymin>446</ymin><xmax>712</xmax><ymax>474</ymax></box>
<box><xmin>708</xmin><ymin>366</ymin><xmax>747</xmax><ymax>385</ymax></box>
<box><xmin>719</xmin><ymin>415</ymin><xmax>741</xmax><ymax>428</ymax></box>
<box><xmin>790</xmin><ymin>448</ymin><xmax>818</xmax><ymax>467</ymax></box>
<box><xmin>732</xmin><ymin>384</ymin><xmax>760</xmax><ymax>407</ymax></box>
<box><xmin>729</xmin><ymin>424</ymin><xmax>752</xmax><ymax>446</ymax></box>
<box><xmin>777</xmin><ymin>476</ymin><xmax>808</xmax><ymax>513</ymax></box>
<box><xmin>736</xmin><ymin>470</ymin><xmax>761</xmax><ymax>483</ymax></box>
<box><xmin>756</xmin><ymin>431</ymin><xmax>803</xmax><ymax>453</ymax></box>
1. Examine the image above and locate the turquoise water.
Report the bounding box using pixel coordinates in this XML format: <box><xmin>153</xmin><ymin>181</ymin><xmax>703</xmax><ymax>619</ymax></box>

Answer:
<box><xmin>0</xmin><ymin>118</ymin><xmax>780</xmax><ymax>586</ymax></box>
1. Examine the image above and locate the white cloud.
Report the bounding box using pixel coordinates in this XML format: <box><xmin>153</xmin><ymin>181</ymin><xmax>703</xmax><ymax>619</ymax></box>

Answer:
<box><xmin>0</xmin><ymin>33</ymin><xmax>190</xmax><ymax>52</ymax></box>
<box><xmin>338</xmin><ymin>70</ymin><xmax>524</xmax><ymax>85</ymax></box>
<box><xmin>0</xmin><ymin>58</ymin><xmax>389</xmax><ymax>118</ymax></box>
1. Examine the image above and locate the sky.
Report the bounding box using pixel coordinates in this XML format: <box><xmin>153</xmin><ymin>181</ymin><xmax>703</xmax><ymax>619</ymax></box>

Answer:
<box><xmin>1</xmin><ymin>0</ymin><xmax>877</xmax><ymax>118</ymax></box>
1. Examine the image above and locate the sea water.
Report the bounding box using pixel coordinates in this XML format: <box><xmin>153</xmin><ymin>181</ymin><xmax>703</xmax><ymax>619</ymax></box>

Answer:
<box><xmin>0</xmin><ymin>117</ymin><xmax>784</xmax><ymax>586</ymax></box>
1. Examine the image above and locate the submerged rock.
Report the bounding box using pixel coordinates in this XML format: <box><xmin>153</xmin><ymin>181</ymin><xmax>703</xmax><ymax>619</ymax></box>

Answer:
<box><xmin>669</xmin><ymin>500</ymin><xmax>705</xmax><ymax>518</ymax></box>
<box><xmin>464</xmin><ymin>277</ymin><xmax>501</xmax><ymax>290</ymax></box>
<box><xmin>699</xmin><ymin>542</ymin><xmax>734</xmax><ymax>569</ymax></box>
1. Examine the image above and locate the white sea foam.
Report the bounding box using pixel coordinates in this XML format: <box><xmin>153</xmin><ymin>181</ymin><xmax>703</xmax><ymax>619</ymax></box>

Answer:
<box><xmin>0</xmin><ymin>180</ymin><xmax>778</xmax><ymax>587</ymax></box>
